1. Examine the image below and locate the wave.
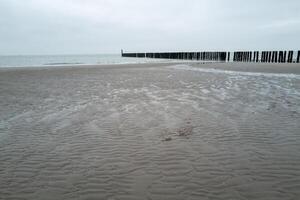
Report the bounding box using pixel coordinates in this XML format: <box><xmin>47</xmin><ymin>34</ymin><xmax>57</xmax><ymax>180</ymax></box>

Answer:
<box><xmin>43</xmin><ymin>62</ymin><xmax>84</xmax><ymax>66</ymax></box>
<box><xmin>169</xmin><ymin>64</ymin><xmax>300</xmax><ymax>79</ymax></box>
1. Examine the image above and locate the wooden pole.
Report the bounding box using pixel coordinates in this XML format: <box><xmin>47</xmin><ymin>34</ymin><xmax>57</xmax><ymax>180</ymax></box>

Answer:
<box><xmin>274</xmin><ymin>51</ymin><xmax>278</xmax><ymax>63</ymax></box>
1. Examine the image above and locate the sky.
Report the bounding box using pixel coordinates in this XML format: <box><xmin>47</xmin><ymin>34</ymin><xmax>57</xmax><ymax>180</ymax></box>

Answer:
<box><xmin>0</xmin><ymin>0</ymin><xmax>299</xmax><ymax>55</ymax></box>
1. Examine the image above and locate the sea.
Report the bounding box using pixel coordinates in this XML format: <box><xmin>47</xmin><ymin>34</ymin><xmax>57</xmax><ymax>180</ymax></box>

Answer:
<box><xmin>0</xmin><ymin>54</ymin><xmax>176</xmax><ymax>68</ymax></box>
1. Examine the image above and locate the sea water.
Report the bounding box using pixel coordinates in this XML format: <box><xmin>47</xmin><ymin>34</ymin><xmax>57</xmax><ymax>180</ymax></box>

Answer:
<box><xmin>0</xmin><ymin>54</ymin><xmax>175</xmax><ymax>68</ymax></box>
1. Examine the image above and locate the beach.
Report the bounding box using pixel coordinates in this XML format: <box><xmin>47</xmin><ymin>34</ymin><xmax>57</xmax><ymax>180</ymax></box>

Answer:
<box><xmin>1</xmin><ymin>62</ymin><xmax>300</xmax><ymax>200</ymax></box>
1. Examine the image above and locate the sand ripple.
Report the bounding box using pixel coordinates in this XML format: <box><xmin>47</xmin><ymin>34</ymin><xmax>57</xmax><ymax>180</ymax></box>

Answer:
<box><xmin>0</xmin><ymin>65</ymin><xmax>300</xmax><ymax>200</ymax></box>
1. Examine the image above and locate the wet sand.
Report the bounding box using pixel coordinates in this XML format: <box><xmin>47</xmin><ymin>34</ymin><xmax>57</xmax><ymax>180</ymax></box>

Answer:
<box><xmin>1</xmin><ymin>62</ymin><xmax>300</xmax><ymax>200</ymax></box>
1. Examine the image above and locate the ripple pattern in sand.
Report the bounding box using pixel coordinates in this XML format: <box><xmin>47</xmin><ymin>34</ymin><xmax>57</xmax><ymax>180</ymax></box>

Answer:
<box><xmin>0</xmin><ymin>65</ymin><xmax>300</xmax><ymax>200</ymax></box>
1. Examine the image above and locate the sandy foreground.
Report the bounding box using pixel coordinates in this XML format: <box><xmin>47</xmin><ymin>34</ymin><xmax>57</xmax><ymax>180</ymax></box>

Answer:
<box><xmin>0</xmin><ymin>62</ymin><xmax>300</xmax><ymax>200</ymax></box>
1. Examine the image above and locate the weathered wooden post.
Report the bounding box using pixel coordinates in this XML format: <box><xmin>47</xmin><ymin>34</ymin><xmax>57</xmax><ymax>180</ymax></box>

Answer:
<box><xmin>240</xmin><ymin>52</ymin><xmax>242</xmax><ymax>62</ymax></box>
<box><xmin>288</xmin><ymin>51</ymin><xmax>293</xmax><ymax>63</ymax></box>
<box><xmin>241</xmin><ymin>52</ymin><xmax>244</xmax><ymax>62</ymax></box>
<box><xmin>249</xmin><ymin>51</ymin><xmax>253</xmax><ymax>62</ymax></box>
<box><xmin>271</xmin><ymin>51</ymin><xmax>274</xmax><ymax>63</ymax></box>
<box><xmin>297</xmin><ymin>51</ymin><xmax>300</xmax><ymax>63</ymax></box>
<box><xmin>255</xmin><ymin>51</ymin><xmax>258</xmax><ymax>62</ymax></box>
<box><xmin>247</xmin><ymin>52</ymin><xmax>250</xmax><ymax>62</ymax></box>
<box><xmin>278</xmin><ymin>51</ymin><xmax>282</xmax><ymax>63</ymax></box>
<box><xmin>239</xmin><ymin>52</ymin><xmax>243</xmax><ymax>62</ymax></box>
<box><xmin>283</xmin><ymin>51</ymin><xmax>287</xmax><ymax>63</ymax></box>
<box><xmin>268</xmin><ymin>51</ymin><xmax>271</xmax><ymax>63</ymax></box>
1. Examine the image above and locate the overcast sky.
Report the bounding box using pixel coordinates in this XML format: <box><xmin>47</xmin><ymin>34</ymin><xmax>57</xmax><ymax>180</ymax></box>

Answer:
<box><xmin>0</xmin><ymin>0</ymin><xmax>299</xmax><ymax>55</ymax></box>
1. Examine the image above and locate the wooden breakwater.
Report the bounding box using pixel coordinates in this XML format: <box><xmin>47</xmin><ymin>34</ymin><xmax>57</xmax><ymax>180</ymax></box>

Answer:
<box><xmin>122</xmin><ymin>50</ymin><xmax>300</xmax><ymax>63</ymax></box>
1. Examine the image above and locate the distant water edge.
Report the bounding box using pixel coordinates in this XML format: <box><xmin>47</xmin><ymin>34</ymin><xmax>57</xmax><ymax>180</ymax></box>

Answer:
<box><xmin>0</xmin><ymin>54</ymin><xmax>175</xmax><ymax>68</ymax></box>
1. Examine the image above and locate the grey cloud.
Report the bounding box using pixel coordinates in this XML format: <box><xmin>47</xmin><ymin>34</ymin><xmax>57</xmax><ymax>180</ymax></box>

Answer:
<box><xmin>0</xmin><ymin>0</ymin><xmax>299</xmax><ymax>55</ymax></box>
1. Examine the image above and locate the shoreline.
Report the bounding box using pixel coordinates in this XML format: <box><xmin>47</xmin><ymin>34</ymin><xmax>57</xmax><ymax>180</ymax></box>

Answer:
<box><xmin>1</xmin><ymin>61</ymin><xmax>300</xmax><ymax>75</ymax></box>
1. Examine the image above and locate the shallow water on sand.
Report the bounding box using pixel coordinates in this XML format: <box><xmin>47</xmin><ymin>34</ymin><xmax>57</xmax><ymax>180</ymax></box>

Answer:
<box><xmin>0</xmin><ymin>64</ymin><xmax>300</xmax><ymax>200</ymax></box>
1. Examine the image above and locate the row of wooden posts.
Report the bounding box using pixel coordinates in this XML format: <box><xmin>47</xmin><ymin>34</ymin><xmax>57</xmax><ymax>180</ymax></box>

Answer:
<box><xmin>122</xmin><ymin>50</ymin><xmax>300</xmax><ymax>63</ymax></box>
<box><xmin>234</xmin><ymin>51</ymin><xmax>297</xmax><ymax>63</ymax></box>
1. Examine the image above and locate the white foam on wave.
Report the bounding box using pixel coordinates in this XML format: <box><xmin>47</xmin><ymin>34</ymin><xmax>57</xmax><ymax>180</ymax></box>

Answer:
<box><xmin>169</xmin><ymin>64</ymin><xmax>300</xmax><ymax>79</ymax></box>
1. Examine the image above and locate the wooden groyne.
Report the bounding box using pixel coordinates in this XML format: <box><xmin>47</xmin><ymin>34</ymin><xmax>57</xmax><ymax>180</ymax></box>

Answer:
<box><xmin>122</xmin><ymin>50</ymin><xmax>300</xmax><ymax>63</ymax></box>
